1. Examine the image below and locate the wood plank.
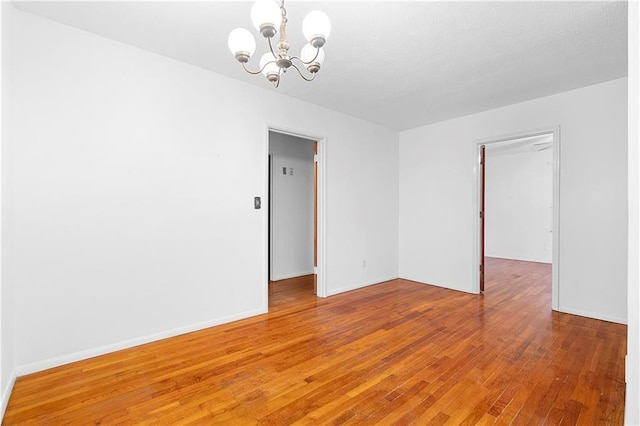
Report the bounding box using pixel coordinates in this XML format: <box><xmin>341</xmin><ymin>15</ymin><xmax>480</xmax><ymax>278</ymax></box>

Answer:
<box><xmin>3</xmin><ymin>258</ymin><xmax>626</xmax><ymax>424</ymax></box>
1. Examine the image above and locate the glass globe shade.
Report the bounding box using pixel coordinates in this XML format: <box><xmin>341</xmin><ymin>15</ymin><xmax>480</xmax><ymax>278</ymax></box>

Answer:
<box><xmin>259</xmin><ymin>52</ymin><xmax>279</xmax><ymax>77</ymax></box>
<box><xmin>251</xmin><ymin>0</ymin><xmax>282</xmax><ymax>35</ymax></box>
<box><xmin>302</xmin><ymin>11</ymin><xmax>331</xmax><ymax>45</ymax></box>
<box><xmin>300</xmin><ymin>44</ymin><xmax>325</xmax><ymax>65</ymax></box>
<box><xmin>227</xmin><ymin>28</ymin><xmax>256</xmax><ymax>57</ymax></box>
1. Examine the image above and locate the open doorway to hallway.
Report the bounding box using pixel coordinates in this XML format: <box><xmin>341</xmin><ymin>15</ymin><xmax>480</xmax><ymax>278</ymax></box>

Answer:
<box><xmin>476</xmin><ymin>130</ymin><xmax>559</xmax><ymax>310</ymax></box>
<box><xmin>268</xmin><ymin>131</ymin><xmax>317</xmax><ymax>308</ymax></box>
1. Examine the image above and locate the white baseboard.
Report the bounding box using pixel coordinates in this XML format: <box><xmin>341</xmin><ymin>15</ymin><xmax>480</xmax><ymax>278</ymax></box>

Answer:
<box><xmin>398</xmin><ymin>275</ymin><xmax>476</xmax><ymax>295</ymax></box>
<box><xmin>270</xmin><ymin>270</ymin><xmax>315</xmax><ymax>281</ymax></box>
<box><xmin>15</xmin><ymin>308</ymin><xmax>266</xmax><ymax>377</ymax></box>
<box><xmin>327</xmin><ymin>276</ymin><xmax>398</xmax><ymax>296</ymax></box>
<box><xmin>556</xmin><ymin>306</ymin><xmax>627</xmax><ymax>325</ymax></box>
<box><xmin>0</xmin><ymin>369</ymin><xmax>17</xmax><ymax>420</ymax></box>
<box><xmin>485</xmin><ymin>254</ymin><xmax>552</xmax><ymax>264</ymax></box>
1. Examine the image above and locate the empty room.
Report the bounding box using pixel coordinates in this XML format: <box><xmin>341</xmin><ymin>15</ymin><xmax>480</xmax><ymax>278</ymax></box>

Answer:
<box><xmin>0</xmin><ymin>1</ymin><xmax>638</xmax><ymax>424</ymax></box>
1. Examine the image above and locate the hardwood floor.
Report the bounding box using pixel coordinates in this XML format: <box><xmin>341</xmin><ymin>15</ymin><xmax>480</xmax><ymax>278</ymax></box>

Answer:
<box><xmin>4</xmin><ymin>259</ymin><xmax>626</xmax><ymax>424</ymax></box>
<box><xmin>269</xmin><ymin>274</ymin><xmax>316</xmax><ymax>310</ymax></box>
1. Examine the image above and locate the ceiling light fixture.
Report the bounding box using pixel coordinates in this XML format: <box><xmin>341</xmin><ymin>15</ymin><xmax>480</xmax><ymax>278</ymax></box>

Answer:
<box><xmin>228</xmin><ymin>0</ymin><xmax>331</xmax><ymax>88</ymax></box>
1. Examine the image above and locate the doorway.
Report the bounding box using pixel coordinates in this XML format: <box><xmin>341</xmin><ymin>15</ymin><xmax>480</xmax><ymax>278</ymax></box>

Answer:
<box><xmin>266</xmin><ymin>127</ymin><xmax>326</xmax><ymax>309</ymax></box>
<box><xmin>473</xmin><ymin>128</ymin><xmax>560</xmax><ymax>310</ymax></box>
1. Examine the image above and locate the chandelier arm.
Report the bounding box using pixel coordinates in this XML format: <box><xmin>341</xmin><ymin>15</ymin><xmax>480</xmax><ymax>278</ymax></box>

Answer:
<box><xmin>241</xmin><ymin>62</ymin><xmax>264</xmax><ymax>75</ymax></box>
<box><xmin>267</xmin><ymin>37</ymin><xmax>279</xmax><ymax>59</ymax></box>
<box><xmin>290</xmin><ymin>54</ymin><xmax>318</xmax><ymax>66</ymax></box>
<box><xmin>275</xmin><ymin>68</ymin><xmax>282</xmax><ymax>88</ymax></box>
<box><xmin>242</xmin><ymin>60</ymin><xmax>276</xmax><ymax>76</ymax></box>
<box><xmin>290</xmin><ymin>47</ymin><xmax>320</xmax><ymax>66</ymax></box>
<box><xmin>289</xmin><ymin>63</ymin><xmax>316</xmax><ymax>82</ymax></box>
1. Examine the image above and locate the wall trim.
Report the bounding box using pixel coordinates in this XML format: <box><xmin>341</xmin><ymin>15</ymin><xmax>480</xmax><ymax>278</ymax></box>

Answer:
<box><xmin>14</xmin><ymin>308</ymin><xmax>266</xmax><ymax>377</ymax></box>
<box><xmin>327</xmin><ymin>276</ymin><xmax>398</xmax><ymax>297</ymax></box>
<box><xmin>0</xmin><ymin>369</ymin><xmax>16</xmax><ymax>420</ymax></box>
<box><xmin>270</xmin><ymin>271</ymin><xmax>315</xmax><ymax>282</ymax></box>
<box><xmin>398</xmin><ymin>275</ymin><xmax>475</xmax><ymax>295</ymax></box>
<box><xmin>485</xmin><ymin>255</ymin><xmax>552</xmax><ymax>265</ymax></box>
<box><xmin>558</xmin><ymin>306</ymin><xmax>627</xmax><ymax>325</ymax></box>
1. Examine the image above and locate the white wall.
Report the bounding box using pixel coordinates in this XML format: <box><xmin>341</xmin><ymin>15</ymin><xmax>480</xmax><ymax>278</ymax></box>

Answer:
<box><xmin>626</xmin><ymin>1</ymin><xmax>639</xmax><ymax>423</ymax></box>
<box><xmin>5</xmin><ymin>8</ymin><xmax>399</xmax><ymax>372</ymax></box>
<box><xmin>0</xmin><ymin>2</ymin><xmax>16</xmax><ymax>418</ymax></box>
<box><xmin>485</xmin><ymin>148</ymin><xmax>553</xmax><ymax>263</ymax></box>
<box><xmin>399</xmin><ymin>78</ymin><xmax>628</xmax><ymax>324</ymax></box>
<box><xmin>269</xmin><ymin>132</ymin><xmax>314</xmax><ymax>281</ymax></box>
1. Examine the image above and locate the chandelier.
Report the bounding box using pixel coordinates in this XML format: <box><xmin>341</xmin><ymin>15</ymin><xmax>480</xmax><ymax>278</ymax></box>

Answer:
<box><xmin>227</xmin><ymin>0</ymin><xmax>331</xmax><ymax>88</ymax></box>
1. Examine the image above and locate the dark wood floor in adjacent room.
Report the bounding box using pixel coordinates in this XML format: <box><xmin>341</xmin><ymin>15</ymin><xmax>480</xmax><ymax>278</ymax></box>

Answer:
<box><xmin>3</xmin><ymin>258</ymin><xmax>626</xmax><ymax>424</ymax></box>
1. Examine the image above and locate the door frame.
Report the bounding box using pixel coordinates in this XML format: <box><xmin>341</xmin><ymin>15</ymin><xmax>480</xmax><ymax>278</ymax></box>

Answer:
<box><xmin>480</xmin><ymin>144</ymin><xmax>486</xmax><ymax>293</ymax></box>
<box><xmin>264</xmin><ymin>124</ymin><xmax>328</xmax><ymax>303</ymax></box>
<box><xmin>471</xmin><ymin>126</ymin><xmax>560</xmax><ymax>311</ymax></box>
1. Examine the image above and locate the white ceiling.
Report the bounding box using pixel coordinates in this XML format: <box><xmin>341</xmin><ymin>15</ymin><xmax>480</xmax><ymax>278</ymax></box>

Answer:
<box><xmin>12</xmin><ymin>1</ymin><xmax>628</xmax><ymax>131</ymax></box>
